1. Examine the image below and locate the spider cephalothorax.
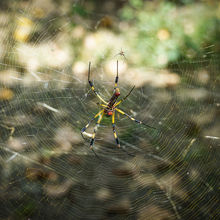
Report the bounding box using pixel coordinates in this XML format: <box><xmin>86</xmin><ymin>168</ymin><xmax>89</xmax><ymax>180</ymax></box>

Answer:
<box><xmin>105</xmin><ymin>109</ymin><xmax>114</xmax><ymax>116</ymax></box>
<box><xmin>81</xmin><ymin>60</ymin><xmax>155</xmax><ymax>149</ymax></box>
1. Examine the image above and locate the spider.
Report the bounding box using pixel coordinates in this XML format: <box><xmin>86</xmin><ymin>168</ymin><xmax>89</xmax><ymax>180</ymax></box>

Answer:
<box><xmin>115</xmin><ymin>48</ymin><xmax>127</xmax><ymax>60</ymax></box>
<box><xmin>81</xmin><ymin>61</ymin><xmax>155</xmax><ymax>149</ymax></box>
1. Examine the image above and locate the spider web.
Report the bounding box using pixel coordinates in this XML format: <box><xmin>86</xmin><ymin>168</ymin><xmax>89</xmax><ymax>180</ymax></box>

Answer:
<box><xmin>0</xmin><ymin>1</ymin><xmax>219</xmax><ymax>219</ymax></box>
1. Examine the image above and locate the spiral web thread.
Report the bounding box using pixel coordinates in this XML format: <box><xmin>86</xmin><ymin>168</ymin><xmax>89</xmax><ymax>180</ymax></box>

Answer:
<box><xmin>0</xmin><ymin>1</ymin><xmax>219</xmax><ymax>219</ymax></box>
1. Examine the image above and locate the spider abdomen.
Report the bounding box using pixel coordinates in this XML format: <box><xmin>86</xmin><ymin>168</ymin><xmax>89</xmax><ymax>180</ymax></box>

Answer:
<box><xmin>107</xmin><ymin>89</ymin><xmax>120</xmax><ymax>109</ymax></box>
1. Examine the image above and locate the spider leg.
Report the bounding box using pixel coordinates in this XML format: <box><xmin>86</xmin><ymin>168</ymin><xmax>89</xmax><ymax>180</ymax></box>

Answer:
<box><xmin>99</xmin><ymin>104</ymin><xmax>108</xmax><ymax>108</ymax></box>
<box><xmin>114</xmin><ymin>60</ymin><xmax>119</xmax><ymax>89</ymax></box>
<box><xmin>112</xmin><ymin>111</ymin><xmax>120</xmax><ymax>148</ymax></box>
<box><xmin>81</xmin><ymin>109</ymin><xmax>104</xmax><ymax>138</ymax></box>
<box><xmin>90</xmin><ymin>111</ymin><xmax>104</xmax><ymax>149</ymax></box>
<box><xmin>88</xmin><ymin>62</ymin><xmax>107</xmax><ymax>104</ymax></box>
<box><xmin>115</xmin><ymin>108</ymin><xmax>156</xmax><ymax>130</ymax></box>
<box><xmin>115</xmin><ymin>86</ymin><xmax>135</xmax><ymax>107</ymax></box>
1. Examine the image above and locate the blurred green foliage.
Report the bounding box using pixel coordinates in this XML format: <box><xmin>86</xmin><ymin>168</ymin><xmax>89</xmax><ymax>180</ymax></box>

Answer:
<box><xmin>120</xmin><ymin>1</ymin><xmax>219</xmax><ymax>67</ymax></box>
<box><xmin>72</xmin><ymin>3</ymin><xmax>88</xmax><ymax>17</ymax></box>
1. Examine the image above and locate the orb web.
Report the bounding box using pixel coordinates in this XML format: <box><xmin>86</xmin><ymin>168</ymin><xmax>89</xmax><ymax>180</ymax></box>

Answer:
<box><xmin>0</xmin><ymin>1</ymin><xmax>219</xmax><ymax>219</ymax></box>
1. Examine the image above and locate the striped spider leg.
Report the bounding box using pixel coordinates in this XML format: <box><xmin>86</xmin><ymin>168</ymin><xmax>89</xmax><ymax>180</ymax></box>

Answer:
<box><xmin>115</xmin><ymin>108</ymin><xmax>156</xmax><ymax>130</ymax></box>
<box><xmin>81</xmin><ymin>61</ymin><xmax>155</xmax><ymax>149</ymax></box>
<box><xmin>81</xmin><ymin>109</ymin><xmax>104</xmax><ymax>140</ymax></box>
<box><xmin>88</xmin><ymin>62</ymin><xmax>107</xmax><ymax>105</ymax></box>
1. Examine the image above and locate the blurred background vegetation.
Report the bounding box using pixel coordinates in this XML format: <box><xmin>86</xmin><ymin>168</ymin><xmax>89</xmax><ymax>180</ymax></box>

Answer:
<box><xmin>0</xmin><ymin>0</ymin><xmax>219</xmax><ymax>219</ymax></box>
<box><xmin>0</xmin><ymin>0</ymin><xmax>219</xmax><ymax>73</ymax></box>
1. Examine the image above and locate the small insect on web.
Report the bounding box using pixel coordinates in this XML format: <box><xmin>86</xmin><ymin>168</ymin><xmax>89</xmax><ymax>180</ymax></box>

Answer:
<box><xmin>81</xmin><ymin>60</ymin><xmax>156</xmax><ymax>149</ymax></box>
<box><xmin>114</xmin><ymin>48</ymin><xmax>127</xmax><ymax>60</ymax></box>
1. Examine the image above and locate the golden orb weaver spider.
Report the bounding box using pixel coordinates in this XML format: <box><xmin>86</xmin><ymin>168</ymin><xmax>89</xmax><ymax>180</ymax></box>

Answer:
<box><xmin>81</xmin><ymin>60</ymin><xmax>155</xmax><ymax>149</ymax></box>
